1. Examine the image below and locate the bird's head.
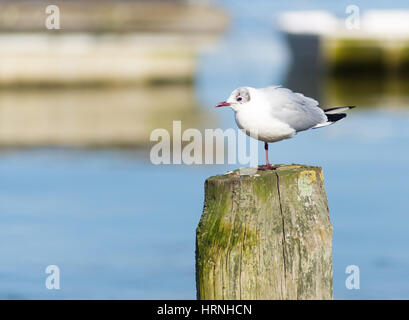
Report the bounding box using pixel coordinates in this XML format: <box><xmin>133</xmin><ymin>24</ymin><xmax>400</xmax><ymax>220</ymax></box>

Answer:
<box><xmin>216</xmin><ymin>87</ymin><xmax>252</xmax><ymax>111</ymax></box>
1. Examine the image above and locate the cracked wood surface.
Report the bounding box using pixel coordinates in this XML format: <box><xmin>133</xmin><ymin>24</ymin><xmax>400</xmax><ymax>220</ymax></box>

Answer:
<box><xmin>196</xmin><ymin>165</ymin><xmax>333</xmax><ymax>300</ymax></box>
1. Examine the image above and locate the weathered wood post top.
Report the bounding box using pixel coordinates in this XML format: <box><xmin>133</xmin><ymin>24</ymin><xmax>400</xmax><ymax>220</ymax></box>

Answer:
<box><xmin>196</xmin><ymin>164</ymin><xmax>333</xmax><ymax>300</ymax></box>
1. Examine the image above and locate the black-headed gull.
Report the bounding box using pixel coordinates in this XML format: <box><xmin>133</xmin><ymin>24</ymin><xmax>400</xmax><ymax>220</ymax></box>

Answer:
<box><xmin>216</xmin><ymin>86</ymin><xmax>355</xmax><ymax>169</ymax></box>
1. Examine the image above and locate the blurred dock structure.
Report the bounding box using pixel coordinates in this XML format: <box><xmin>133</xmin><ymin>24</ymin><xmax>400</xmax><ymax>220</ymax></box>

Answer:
<box><xmin>0</xmin><ymin>0</ymin><xmax>228</xmax><ymax>86</ymax></box>
<box><xmin>0</xmin><ymin>0</ymin><xmax>227</xmax><ymax>147</ymax></box>
<box><xmin>278</xmin><ymin>10</ymin><xmax>409</xmax><ymax>74</ymax></box>
<box><xmin>0</xmin><ymin>86</ymin><xmax>214</xmax><ymax>147</ymax></box>
<box><xmin>278</xmin><ymin>10</ymin><xmax>409</xmax><ymax>110</ymax></box>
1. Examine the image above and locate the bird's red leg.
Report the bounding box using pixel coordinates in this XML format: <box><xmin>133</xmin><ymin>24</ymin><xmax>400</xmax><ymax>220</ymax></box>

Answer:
<box><xmin>258</xmin><ymin>142</ymin><xmax>273</xmax><ymax>170</ymax></box>
<box><xmin>265</xmin><ymin>142</ymin><xmax>272</xmax><ymax>169</ymax></box>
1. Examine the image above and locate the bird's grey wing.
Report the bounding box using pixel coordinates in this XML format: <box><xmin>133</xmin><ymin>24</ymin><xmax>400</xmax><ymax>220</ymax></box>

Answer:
<box><xmin>261</xmin><ymin>86</ymin><xmax>327</xmax><ymax>132</ymax></box>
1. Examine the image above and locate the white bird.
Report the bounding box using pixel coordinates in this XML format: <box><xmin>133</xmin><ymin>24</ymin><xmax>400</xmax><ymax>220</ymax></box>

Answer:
<box><xmin>216</xmin><ymin>86</ymin><xmax>355</xmax><ymax>169</ymax></box>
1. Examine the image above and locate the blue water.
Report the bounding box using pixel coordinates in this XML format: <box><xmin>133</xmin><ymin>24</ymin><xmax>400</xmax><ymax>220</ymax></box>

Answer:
<box><xmin>1</xmin><ymin>0</ymin><xmax>409</xmax><ymax>299</ymax></box>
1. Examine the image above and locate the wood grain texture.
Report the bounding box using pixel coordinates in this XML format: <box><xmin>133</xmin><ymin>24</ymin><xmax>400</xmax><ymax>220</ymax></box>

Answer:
<box><xmin>196</xmin><ymin>165</ymin><xmax>333</xmax><ymax>300</ymax></box>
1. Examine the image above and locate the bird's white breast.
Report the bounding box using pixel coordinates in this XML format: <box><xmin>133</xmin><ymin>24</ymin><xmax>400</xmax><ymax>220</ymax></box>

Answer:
<box><xmin>234</xmin><ymin>105</ymin><xmax>296</xmax><ymax>143</ymax></box>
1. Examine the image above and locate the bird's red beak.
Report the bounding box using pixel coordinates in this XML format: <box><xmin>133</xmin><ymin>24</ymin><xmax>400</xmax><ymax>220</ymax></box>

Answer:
<box><xmin>216</xmin><ymin>101</ymin><xmax>231</xmax><ymax>108</ymax></box>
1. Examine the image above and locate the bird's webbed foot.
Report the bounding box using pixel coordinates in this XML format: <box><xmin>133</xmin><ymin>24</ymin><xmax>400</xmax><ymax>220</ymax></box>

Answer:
<box><xmin>258</xmin><ymin>164</ymin><xmax>277</xmax><ymax>171</ymax></box>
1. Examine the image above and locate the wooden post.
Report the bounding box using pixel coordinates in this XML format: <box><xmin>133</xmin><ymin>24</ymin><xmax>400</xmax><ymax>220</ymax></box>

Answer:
<box><xmin>195</xmin><ymin>165</ymin><xmax>333</xmax><ymax>300</ymax></box>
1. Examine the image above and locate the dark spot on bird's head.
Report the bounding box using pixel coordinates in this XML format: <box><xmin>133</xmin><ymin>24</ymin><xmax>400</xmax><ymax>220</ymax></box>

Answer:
<box><xmin>234</xmin><ymin>87</ymin><xmax>251</xmax><ymax>104</ymax></box>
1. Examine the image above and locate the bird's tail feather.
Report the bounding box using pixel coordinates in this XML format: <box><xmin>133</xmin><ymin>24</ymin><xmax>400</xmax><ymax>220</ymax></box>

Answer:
<box><xmin>324</xmin><ymin>105</ymin><xmax>356</xmax><ymax>114</ymax></box>
<box><xmin>312</xmin><ymin>106</ymin><xmax>356</xmax><ymax>129</ymax></box>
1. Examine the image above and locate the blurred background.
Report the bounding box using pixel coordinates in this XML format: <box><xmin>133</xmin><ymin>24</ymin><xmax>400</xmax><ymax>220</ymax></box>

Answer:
<box><xmin>0</xmin><ymin>0</ymin><xmax>408</xmax><ymax>299</ymax></box>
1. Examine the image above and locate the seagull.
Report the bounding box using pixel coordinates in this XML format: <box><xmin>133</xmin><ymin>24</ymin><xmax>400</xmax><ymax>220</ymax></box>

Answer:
<box><xmin>216</xmin><ymin>86</ymin><xmax>355</xmax><ymax>169</ymax></box>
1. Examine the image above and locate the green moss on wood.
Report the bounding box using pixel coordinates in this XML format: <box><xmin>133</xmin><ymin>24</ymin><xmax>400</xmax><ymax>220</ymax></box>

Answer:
<box><xmin>196</xmin><ymin>164</ymin><xmax>333</xmax><ymax>300</ymax></box>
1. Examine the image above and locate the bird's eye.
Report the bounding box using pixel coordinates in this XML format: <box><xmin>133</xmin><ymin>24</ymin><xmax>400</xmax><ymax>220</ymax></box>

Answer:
<box><xmin>237</xmin><ymin>96</ymin><xmax>243</xmax><ymax>102</ymax></box>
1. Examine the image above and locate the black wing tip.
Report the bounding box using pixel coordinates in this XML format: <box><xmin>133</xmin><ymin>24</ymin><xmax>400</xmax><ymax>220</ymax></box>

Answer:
<box><xmin>326</xmin><ymin>113</ymin><xmax>347</xmax><ymax>122</ymax></box>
